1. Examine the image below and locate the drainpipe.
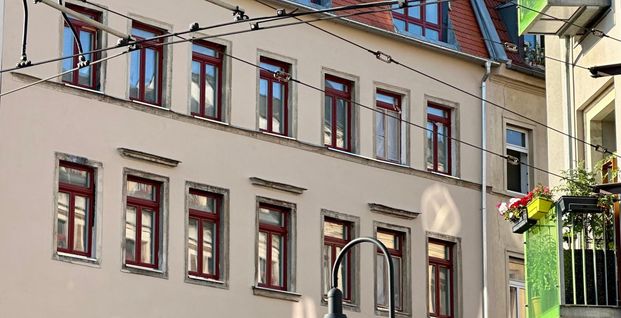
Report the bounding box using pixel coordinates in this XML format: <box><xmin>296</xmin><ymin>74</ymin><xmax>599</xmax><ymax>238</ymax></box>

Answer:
<box><xmin>481</xmin><ymin>60</ymin><xmax>491</xmax><ymax>318</ymax></box>
<box><xmin>565</xmin><ymin>36</ymin><xmax>575</xmax><ymax>170</ymax></box>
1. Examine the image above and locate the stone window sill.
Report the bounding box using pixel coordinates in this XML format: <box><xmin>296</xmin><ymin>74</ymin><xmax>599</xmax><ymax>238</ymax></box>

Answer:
<box><xmin>122</xmin><ymin>263</ymin><xmax>168</xmax><ymax>279</ymax></box>
<box><xmin>252</xmin><ymin>285</ymin><xmax>302</xmax><ymax>302</ymax></box>
<box><xmin>54</xmin><ymin>251</ymin><xmax>100</xmax><ymax>268</ymax></box>
<box><xmin>186</xmin><ymin>275</ymin><xmax>228</xmax><ymax>289</ymax></box>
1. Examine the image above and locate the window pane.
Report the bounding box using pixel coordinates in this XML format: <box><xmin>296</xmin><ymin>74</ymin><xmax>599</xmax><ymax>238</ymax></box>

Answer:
<box><xmin>323</xmin><ymin>244</ymin><xmax>332</xmax><ymax>295</ymax></box>
<box><xmin>324</xmin><ymin>220</ymin><xmax>347</xmax><ymax>239</ymax></box>
<box><xmin>407</xmin><ymin>1</ymin><xmax>420</xmax><ymax>18</ymax></box>
<box><xmin>428</xmin><ymin>106</ymin><xmax>446</xmax><ymax>118</ymax></box>
<box><xmin>326</xmin><ymin>79</ymin><xmax>346</xmax><ymax>92</ymax></box>
<box><xmin>260</xmin><ymin>61</ymin><xmax>283</xmax><ymax>73</ymax></box>
<box><xmin>272</xmin><ymin>82</ymin><xmax>285</xmax><ymax>134</ymax></box>
<box><xmin>507</xmin><ymin>129</ymin><xmax>526</xmax><ymax>147</ymax></box>
<box><xmin>324</xmin><ymin>96</ymin><xmax>333</xmax><ymax>145</ymax></box>
<box><xmin>62</xmin><ymin>27</ymin><xmax>74</xmax><ymax>82</ymax></box>
<box><xmin>339</xmin><ymin>246</ymin><xmax>349</xmax><ymax>299</ymax></box>
<box><xmin>437</xmin><ymin>123</ymin><xmax>449</xmax><ymax>173</ymax></box>
<box><xmin>59</xmin><ymin>165</ymin><xmax>90</xmax><ymax>187</ymax></box>
<box><xmin>205</xmin><ymin>64</ymin><xmax>218</xmax><ymax>118</ymax></box>
<box><xmin>188</xmin><ymin>218</ymin><xmax>198</xmax><ymax>272</ymax></box>
<box><xmin>132</xmin><ymin>27</ymin><xmax>156</xmax><ymax>39</ymax></box>
<box><xmin>127</xmin><ymin>180</ymin><xmax>155</xmax><ymax>201</ymax></box>
<box><xmin>259</xmin><ymin>79</ymin><xmax>268</xmax><ymax>130</ymax></box>
<box><xmin>258</xmin><ymin>232</ymin><xmax>267</xmax><ymax>284</ymax></box>
<box><xmin>77</xmin><ymin>30</ymin><xmax>94</xmax><ymax>87</ymax></box>
<box><xmin>393</xmin><ymin>256</ymin><xmax>402</xmax><ymax>309</ymax></box>
<box><xmin>429</xmin><ymin>265</ymin><xmax>436</xmax><ymax>314</ymax></box>
<box><xmin>408</xmin><ymin>23</ymin><xmax>423</xmax><ymax>36</ymax></box>
<box><xmin>57</xmin><ymin>192</ymin><xmax>70</xmax><ymax>249</ymax></box>
<box><xmin>387</xmin><ymin>113</ymin><xmax>400</xmax><ymax>161</ymax></box>
<box><xmin>190</xmin><ymin>61</ymin><xmax>200</xmax><ymax>114</ymax></box>
<box><xmin>518</xmin><ymin>287</ymin><xmax>527</xmax><ymax>318</ymax></box>
<box><xmin>376</xmin><ymin>253</ymin><xmax>387</xmax><ymax>306</ymax></box>
<box><xmin>392</xmin><ymin>3</ymin><xmax>404</xmax><ymax>14</ymax></box>
<box><xmin>507</xmin><ymin>149</ymin><xmax>523</xmax><ymax>192</ymax></box>
<box><xmin>73</xmin><ymin>195</ymin><xmax>89</xmax><ymax>253</ymax></box>
<box><xmin>192</xmin><ymin>44</ymin><xmax>217</xmax><ymax>57</ymax></box>
<box><xmin>377</xmin><ymin>232</ymin><xmax>397</xmax><ymax>250</ymax></box>
<box><xmin>336</xmin><ymin>99</ymin><xmax>348</xmax><ymax>149</ymax></box>
<box><xmin>259</xmin><ymin>206</ymin><xmax>283</xmax><ymax>226</ymax></box>
<box><xmin>426</xmin><ymin>122</ymin><xmax>434</xmax><ymax>170</ymax></box>
<box><xmin>510</xmin><ymin>286</ymin><xmax>518</xmax><ymax>318</ymax></box>
<box><xmin>377</xmin><ymin>92</ymin><xmax>396</xmax><ymax>106</ymax></box>
<box><xmin>144</xmin><ymin>48</ymin><xmax>159</xmax><ymax>104</ymax></box>
<box><xmin>271</xmin><ymin>234</ymin><xmax>283</xmax><ymax>287</ymax></box>
<box><xmin>425</xmin><ymin>2</ymin><xmax>438</xmax><ymax>24</ymax></box>
<box><xmin>394</xmin><ymin>18</ymin><xmax>406</xmax><ymax>33</ymax></box>
<box><xmin>203</xmin><ymin>221</ymin><xmax>216</xmax><ymax>275</ymax></box>
<box><xmin>439</xmin><ymin>267</ymin><xmax>451</xmax><ymax>315</ymax></box>
<box><xmin>129</xmin><ymin>50</ymin><xmax>141</xmax><ymax>99</ymax></box>
<box><xmin>509</xmin><ymin>258</ymin><xmax>525</xmax><ymax>282</ymax></box>
<box><xmin>426</xmin><ymin>29</ymin><xmax>440</xmax><ymax>41</ymax></box>
<box><xmin>428</xmin><ymin>242</ymin><xmax>450</xmax><ymax>260</ymax></box>
<box><xmin>376</xmin><ymin>112</ymin><xmax>385</xmax><ymax>158</ymax></box>
<box><xmin>125</xmin><ymin>206</ymin><xmax>137</xmax><ymax>262</ymax></box>
<box><xmin>141</xmin><ymin>209</ymin><xmax>155</xmax><ymax>264</ymax></box>
<box><xmin>189</xmin><ymin>192</ymin><xmax>216</xmax><ymax>213</ymax></box>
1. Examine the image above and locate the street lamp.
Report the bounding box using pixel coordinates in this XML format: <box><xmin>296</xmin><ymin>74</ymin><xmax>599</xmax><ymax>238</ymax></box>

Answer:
<box><xmin>589</xmin><ymin>63</ymin><xmax>621</xmax><ymax>78</ymax></box>
<box><xmin>324</xmin><ymin>237</ymin><xmax>395</xmax><ymax>318</ymax></box>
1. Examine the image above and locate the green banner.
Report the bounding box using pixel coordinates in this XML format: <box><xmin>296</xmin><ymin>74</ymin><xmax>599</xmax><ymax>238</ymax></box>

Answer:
<box><xmin>518</xmin><ymin>0</ymin><xmax>548</xmax><ymax>35</ymax></box>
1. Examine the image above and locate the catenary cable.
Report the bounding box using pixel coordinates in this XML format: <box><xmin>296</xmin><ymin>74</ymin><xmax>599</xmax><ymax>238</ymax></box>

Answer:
<box><xmin>254</xmin><ymin>0</ymin><xmax>620</xmax><ymax>159</ymax></box>
<box><xmin>4</xmin><ymin>2</ymin><xmax>593</xmax><ymax>185</ymax></box>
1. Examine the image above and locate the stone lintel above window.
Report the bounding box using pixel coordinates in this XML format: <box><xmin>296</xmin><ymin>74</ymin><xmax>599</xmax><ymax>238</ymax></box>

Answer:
<box><xmin>118</xmin><ymin>147</ymin><xmax>181</xmax><ymax>167</ymax></box>
<box><xmin>369</xmin><ymin>203</ymin><xmax>420</xmax><ymax>219</ymax></box>
<box><xmin>249</xmin><ymin>177</ymin><xmax>307</xmax><ymax>194</ymax></box>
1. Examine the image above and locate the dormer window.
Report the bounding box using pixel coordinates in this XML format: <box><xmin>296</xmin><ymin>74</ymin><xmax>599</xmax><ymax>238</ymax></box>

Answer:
<box><xmin>392</xmin><ymin>0</ymin><xmax>446</xmax><ymax>41</ymax></box>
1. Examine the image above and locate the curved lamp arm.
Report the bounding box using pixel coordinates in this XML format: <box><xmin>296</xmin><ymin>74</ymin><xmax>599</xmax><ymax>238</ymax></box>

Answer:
<box><xmin>324</xmin><ymin>237</ymin><xmax>395</xmax><ymax>318</ymax></box>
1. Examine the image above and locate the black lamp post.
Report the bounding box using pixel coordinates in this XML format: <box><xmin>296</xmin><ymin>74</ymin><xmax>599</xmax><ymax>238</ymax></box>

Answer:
<box><xmin>324</xmin><ymin>237</ymin><xmax>395</xmax><ymax>318</ymax></box>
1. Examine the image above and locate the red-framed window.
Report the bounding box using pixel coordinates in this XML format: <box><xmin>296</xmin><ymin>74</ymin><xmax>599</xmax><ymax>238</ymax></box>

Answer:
<box><xmin>125</xmin><ymin>176</ymin><xmax>161</xmax><ymax>269</ymax></box>
<box><xmin>376</xmin><ymin>229</ymin><xmax>404</xmax><ymax>311</ymax></box>
<box><xmin>259</xmin><ymin>57</ymin><xmax>290</xmax><ymax>136</ymax></box>
<box><xmin>191</xmin><ymin>41</ymin><xmax>224</xmax><ymax>120</ymax></box>
<box><xmin>428</xmin><ymin>240</ymin><xmax>454</xmax><ymax>318</ymax></box>
<box><xmin>426</xmin><ymin>103</ymin><xmax>452</xmax><ymax>175</ymax></box>
<box><xmin>129</xmin><ymin>22</ymin><xmax>165</xmax><ymax>105</ymax></box>
<box><xmin>57</xmin><ymin>161</ymin><xmax>95</xmax><ymax>257</ymax></box>
<box><xmin>61</xmin><ymin>4</ymin><xmax>101</xmax><ymax>90</ymax></box>
<box><xmin>376</xmin><ymin>90</ymin><xmax>402</xmax><ymax>162</ymax></box>
<box><xmin>323</xmin><ymin>218</ymin><xmax>353</xmax><ymax>301</ymax></box>
<box><xmin>187</xmin><ymin>189</ymin><xmax>221</xmax><ymax>280</ymax></box>
<box><xmin>258</xmin><ymin>203</ymin><xmax>289</xmax><ymax>290</ymax></box>
<box><xmin>392</xmin><ymin>0</ymin><xmax>444</xmax><ymax>41</ymax></box>
<box><xmin>324</xmin><ymin>75</ymin><xmax>353</xmax><ymax>151</ymax></box>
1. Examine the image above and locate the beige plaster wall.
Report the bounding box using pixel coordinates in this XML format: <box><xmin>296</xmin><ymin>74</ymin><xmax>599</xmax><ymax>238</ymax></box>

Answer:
<box><xmin>0</xmin><ymin>0</ymin><xmax>546</xmax><ymax>317</ymax></box>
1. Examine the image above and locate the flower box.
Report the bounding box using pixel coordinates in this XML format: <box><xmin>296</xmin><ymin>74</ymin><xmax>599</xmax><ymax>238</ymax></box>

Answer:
<box><xmin>527</xmin><ymin>197</ymin><xmax>554</xmax><ymax>220</ymax></box>
<box><xmin>557</xmin><ymin>196</ymin><xmax>601</xmax><ymax>214</ymax></box>
<box><xmin>512</xmin><ymin>210</ymin><xmax>536</xmax><ymax>234</ymax></box>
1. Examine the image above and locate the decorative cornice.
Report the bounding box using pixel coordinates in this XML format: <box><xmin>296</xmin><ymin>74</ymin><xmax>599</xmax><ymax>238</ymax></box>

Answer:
<box><xmin>117</xmin><ymin>147</ymin><xmax>180</xmax><ymax>167</ymax></box>
<box><xmin>369</xmin><ymin>203</ymin><xmax>420</xmax><ymax>219</ymax></box>
<box><xmin>250</xmin><ymin>177</ymin><xmax>307</xmax><ymax>194</ymax></box>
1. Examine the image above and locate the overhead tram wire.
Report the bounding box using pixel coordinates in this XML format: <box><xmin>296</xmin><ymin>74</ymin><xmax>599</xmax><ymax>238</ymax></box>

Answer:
<box><xmin>508</xmin><ymin>0</ymin><xmax>621</xmax><ymax>44</ymax></box>
<box><xmin>0</xmin><ymin>0</ymin><xmax>439</xmax><ymax>75</ymax></box>
<box><xmin>0</xmin><ymin>0</ymin><xmax>448</xmax><ymax>96</ymax></box>
<box><xmin>3</xmin><ymin>2</ymin><xmax>586</xmax><ymax>185</ymax></box>
<box><xmin>216</xmin><ymin>48</ymin><xmax>570</xmax><ymax>181</ymax></box>
<box><xmin>253</xmin><ymin>0</ymin><xmax>621</xmax><ymax>159</ymax></box>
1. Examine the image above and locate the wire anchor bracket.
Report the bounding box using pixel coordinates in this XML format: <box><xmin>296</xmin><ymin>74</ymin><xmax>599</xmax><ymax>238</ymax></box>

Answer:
<box><xmin>273</xmin><ymin>70</ymin><xmax>291</xmax><ymax>82</ymax></box>
<box><xmin>375</xmin><ymin>51</ymin><xmax>393</xmax><ymax>64</ymax></box>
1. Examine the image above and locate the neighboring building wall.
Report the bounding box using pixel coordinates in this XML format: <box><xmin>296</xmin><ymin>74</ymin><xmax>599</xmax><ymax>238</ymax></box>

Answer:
<box><xmin>0</xmin><ymin>0</ymin><xmax>545</xmax><ymax>318</ymax></box>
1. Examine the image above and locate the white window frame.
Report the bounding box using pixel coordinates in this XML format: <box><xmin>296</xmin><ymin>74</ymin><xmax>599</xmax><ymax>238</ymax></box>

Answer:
<box><xmin>505</xmin><ymin>126</ymin><xmax>530</xmax><ymax>194</ymax></box>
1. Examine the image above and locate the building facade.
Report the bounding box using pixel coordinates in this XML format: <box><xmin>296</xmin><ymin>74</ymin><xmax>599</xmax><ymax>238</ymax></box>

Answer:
<box><xmin>0</xmin><ymin>0</ymin><xmax>545</xmax><ymax>317</ymax></box>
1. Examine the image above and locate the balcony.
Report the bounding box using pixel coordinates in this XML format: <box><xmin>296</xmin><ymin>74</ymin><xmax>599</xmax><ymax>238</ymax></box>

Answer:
<box><xmin>517</xmin><ymin>0</ymin><xmax>610</xmax><ymax>36</ymax></box>
<box><xmin>525</xmin><ymin>196</ymin><xmax>621</xmax><ymax>318</ymax></box>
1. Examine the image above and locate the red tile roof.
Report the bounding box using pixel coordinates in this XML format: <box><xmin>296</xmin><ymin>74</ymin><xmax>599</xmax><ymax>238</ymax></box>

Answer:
<box><xmin>327</xmin><ymin>0</ymin><xmax>490</xmax><ymax>59</ymax></box>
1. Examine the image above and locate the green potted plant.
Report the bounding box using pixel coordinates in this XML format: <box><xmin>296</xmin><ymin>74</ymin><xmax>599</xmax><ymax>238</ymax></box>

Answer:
<box><xmin>555</xmin><ymin>161</ymin><xmax>616</xmax><ymax>213</ymax></box>
<box><xmin>526</xmin><ymin>185</ymin><xmax>554</xmax><ymax>220</ymax></box>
